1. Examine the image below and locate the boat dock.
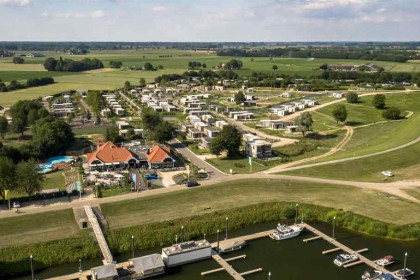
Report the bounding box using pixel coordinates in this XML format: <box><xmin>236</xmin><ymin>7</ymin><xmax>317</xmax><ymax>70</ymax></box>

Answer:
<box><xmin>211</xmin><ymin>229</ymin><xmax>274</xmax><ymax>249</ymax></box>
<box><xmin>301</xmin><ymin>223</ymin><xmax>403</xmax><ymax>280</ymax></box>
<box><xmin>84</xmin><ymin>205</ymin><xmax>113</xmax><ymax>264</ymax></box>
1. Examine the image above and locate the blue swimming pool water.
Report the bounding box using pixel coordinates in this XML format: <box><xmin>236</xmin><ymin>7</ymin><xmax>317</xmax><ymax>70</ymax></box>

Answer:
<box><xmin>39</xmin><ymin>156</ymin><xmax>74</xmax><ymax>173</ymax></box>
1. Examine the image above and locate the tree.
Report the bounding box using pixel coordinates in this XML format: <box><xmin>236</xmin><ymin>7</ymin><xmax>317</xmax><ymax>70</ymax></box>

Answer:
<box><xmin>85</xmin><ymin>92</ymin><xmax>104</xmax><ymax>115</ymax></box>
<box><xmin>13</xmin><ymin>57</ymin><xmax>24</xmax><ymax>64</ymax></box>
<box><xmin>141</xmin><ymin>108</ymin><xmax>162</xmax><ymax>132</ymax></box>
<box><xmin>209</xmin><ymin>126</ymin><xmax>241</xmax><ymax>158</ymax></box>
<box><xmin>319</xmin><ymin>63</ymin><xmax>328</xmax><ymax>70</ymax></box>
<box><xmin>0</xmin><ymin>156</ymin><xmax>16</xmax><ymax>200</ymax></box>
<box><xmin>11</xmin><ymin>117</ymin><xmax>26</xmax><ymax>135</ymax></box>
<box><xmin>224</xmin><ymin>59</ymin><xmax>243</xmax><ymax>70</ymax></box>
<box><xmin>0</xmin><ymin>116</ymin><xmax>8</xmax><ymax>139</ymax></box>
<box><xmin>346</xmin><ymin>92</ymin><xmax>359</xmax><ymax>103</ymax></box>
<box><xmin>31</xmin><ymin>118</ymin><xmax>74</xmax><ymax>159</ymax></box>
<box><xmin>124</xmin><ymin>81</ymin><xmax>131</xmax><ymax>91</ymax></box>
<box><xmin>332</xmin><ymin>104</ymin><xmax>347</xmax><ymax>124</ymax></box>
<box><xmin>294</xmin><ymin>112</ymin><xmax>313</xmax><ymax>137</ymax></box>
<box><xmin>16</xmin><ymin>159</ymin><xmax>43</xmax><ymax>200</ymax></box>
<box><xmin>109</xmin><ymin>60</ymin><xmax>123</xmax><ymax>68</ymax></box>
<box><xmin>153</xmin><ymin>121</ymin><xmax>176</xmax><ymax>143</ymax></box>
<box><xmin>272</xmin><ymin>65</ymin><xmax>278</xmax><ymax>71</ymax></box>
<box><xmin>144</xmin><ymin>62</ymin><xmax>155</xmax><ymax>71</ymax></box>
<box><xmin>44</xmin><ymin>57</ymin><xmax>57</xmax><ymax>71</ymax></box>
<box><xmin>158</xmin><ymin>65</ymin><xmax>164</xmax><ymax>70</ymax></box>
<box><xmin>105</xmin><ymin>124</ymin><xmax>123</xmax><ymax>142</ymax></box>
<box><xmin>372</xmin><ymin>94</ymin><xmax>386</xmax><ymax>109</ymax></box>
<box><xmin>139</xmin><ymin>78</ymin><xmax>146</xmax><ymax>87</ymax></box>
<box><xmin>234</xmin><ymin>91</ymin><xmax>246</xmax><ymax>105</ymax></box>
<box><xmin>382</xmin><ymin>107</ymin><xmax>401</xmax><ymax>120</ymax></box>
<box><xmin>27</xmin><ymin>108</ymin><xmax>39</xmax><ymax>126</ymax></box>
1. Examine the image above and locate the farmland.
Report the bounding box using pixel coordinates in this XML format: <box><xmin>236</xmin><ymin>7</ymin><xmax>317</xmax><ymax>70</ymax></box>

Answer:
<box><xmin>1</xmin><ymin>49</ymin><xmax>420</xmax><ymax>106</ymax></box>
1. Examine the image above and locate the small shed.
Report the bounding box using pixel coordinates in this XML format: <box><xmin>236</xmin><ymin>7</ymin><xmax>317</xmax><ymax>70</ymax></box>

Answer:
<box><xmin>130</xmin><ymin>254</ymin><xmax>165</xmax><ymax>279</ymax></box>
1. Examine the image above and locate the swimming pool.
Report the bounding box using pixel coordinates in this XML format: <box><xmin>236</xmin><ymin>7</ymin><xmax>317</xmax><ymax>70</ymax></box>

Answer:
<box><xmin>39</xmin><ymin>156</ymin><xmax>75</xmax><ymax>174</ymax></box>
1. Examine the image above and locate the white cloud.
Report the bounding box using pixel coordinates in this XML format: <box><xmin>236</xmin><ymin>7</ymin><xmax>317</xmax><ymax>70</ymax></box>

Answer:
<box><xmin>41</xmin><ymin>12</ymin><xmax>49</xmax><ymax>17</ymax></box>
<box><xmin>91</xmin><ymin>10</ymin><xmax>105</xmax><ymax>18</ymax></box>
<box><xmin>0</xmin><ymin>0</ymin><xmax>30</xmax><ymax>6</ymax></box>
<box><xmin>152</xmin><ymin>6</ymin><xmax>166</xmax><ymax>12</ymax></box>
<box><xmin>303</xmin><ymin>0</ymin><xmax>369</xmax><ymax>10</ymax></box>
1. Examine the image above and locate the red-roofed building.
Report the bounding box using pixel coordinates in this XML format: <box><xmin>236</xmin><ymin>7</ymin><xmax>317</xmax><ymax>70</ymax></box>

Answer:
<box><xmin>147</xmin><ymin>144</ymin><xmax>175</xmax><ymax>169</ymax></box>
<box><xmin>86</xmin><ymin>141</ymin><xmax>139</xmax><ymax>171</ymax></box>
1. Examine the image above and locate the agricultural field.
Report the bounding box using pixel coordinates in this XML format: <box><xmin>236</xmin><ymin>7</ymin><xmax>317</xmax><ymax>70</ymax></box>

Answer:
<box><xmin>1</xmin><ymin>49</ymin><xmax>420</xmax><ymax>106</ymax></box>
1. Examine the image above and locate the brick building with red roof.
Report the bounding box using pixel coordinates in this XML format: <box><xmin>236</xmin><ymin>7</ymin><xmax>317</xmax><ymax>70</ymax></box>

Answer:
<box><xmin>146</xmin><ymin>144</ymin><xmax>175</xmax><ymax>169</ymax></box>
<box><xmin>86</xmin><ymin>141</ymin><xmax>139</xmax><ymax>171</ymax></box>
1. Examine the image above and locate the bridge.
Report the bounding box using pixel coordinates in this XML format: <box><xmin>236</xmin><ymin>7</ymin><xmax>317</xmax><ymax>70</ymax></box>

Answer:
<box><xmin>84</xmin><ymin>205</ymin><xmax>113</xmax><ymax>264</ymax></box>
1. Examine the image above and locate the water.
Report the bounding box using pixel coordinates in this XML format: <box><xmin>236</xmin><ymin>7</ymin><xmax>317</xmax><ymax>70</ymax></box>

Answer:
<box><xmin>38</xmin><ymin>156</ymin><xmax>75</xmax><ymax>173</ymax></box>
<box><xmin>12</xmin><ymin>222</ymin><xmax>420</xmax><ymax>280</ymax></box>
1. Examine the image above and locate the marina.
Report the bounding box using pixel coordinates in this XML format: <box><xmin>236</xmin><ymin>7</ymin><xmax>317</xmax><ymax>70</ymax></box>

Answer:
<box><xmin>15</xmin><ymin>222</ymin><xmax>420</xmax><ymax>280</ymax></box>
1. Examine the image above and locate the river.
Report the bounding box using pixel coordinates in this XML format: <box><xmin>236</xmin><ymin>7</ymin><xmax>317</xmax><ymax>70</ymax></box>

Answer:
<box><xmin>12</xmin><ymin>222</ymin><xmax>420</xmax><ymax>280</ymax></box>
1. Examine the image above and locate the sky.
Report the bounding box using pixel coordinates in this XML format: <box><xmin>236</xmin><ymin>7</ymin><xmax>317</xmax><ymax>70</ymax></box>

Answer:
<box><xmin>1</xmin><ymin>0</ymin><xmax>420</xmax><ymax>42</ymax></box>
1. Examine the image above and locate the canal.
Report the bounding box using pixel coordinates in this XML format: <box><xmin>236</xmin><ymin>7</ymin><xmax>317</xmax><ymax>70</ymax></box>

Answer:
<box><xmin>12</xmin><ymin>222</ymin><xmax>420</xmax><ymax>280</ymax></box>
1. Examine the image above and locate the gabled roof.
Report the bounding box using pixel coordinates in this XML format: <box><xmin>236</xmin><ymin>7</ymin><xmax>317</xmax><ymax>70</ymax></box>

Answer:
<box><xmin>147</xmin><ymin>145</ymin><xmax>173</xmax><ymax>163</ymax></box>
<box><xmin>87</xmin><ymin>141</ymin><xmax>134</xmax><ymax>164</ymax></box>
<box><xmin>131</xmin><ymin>254</ymin><xmax>164</xmax><ymax>273</ymax></box>
<box><xmin>92</xmin><ymin>264</ymin><xmax>118</xmax><ymax>279</ymax></box>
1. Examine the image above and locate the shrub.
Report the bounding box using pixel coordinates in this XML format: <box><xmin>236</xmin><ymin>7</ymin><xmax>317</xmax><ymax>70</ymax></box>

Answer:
<box><xmin>346</xmin><ymin>92</ymin><xmax>359</xmax><ymax>103</ymax></box>
<box><xmin>382</xmin><ymin>107</ymin><xmax>401</xmax><ymax>120</ymax></box>
<box><xmin>372</xmin><ymin>94</ymin><xmax>386</xmax><ymax>109</ymax></box>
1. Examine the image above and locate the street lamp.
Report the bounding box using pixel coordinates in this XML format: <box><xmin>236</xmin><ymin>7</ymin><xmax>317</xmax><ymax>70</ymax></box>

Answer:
<box><xmin>295</xmin><ymin>203</ymin><xmax>299</xmax><ymax>225</ymax></box>
<box><xmin>225</xmin><ymin>217</ymin><xmax>229</xmax><ymax>240</ymax></box>
<box><xmin>30</xmin><ymin>254</ymin><xmax>34</xmax><ymax>280</ymax></box>
<box><xmin>131</xmin><ymin>235</ymin><xmax>135</xmax><ymax>259</ymax></box>
<box><xmin>332</xmin><ymin>216</ymin><xmax>336</xmax><ymax>239</ymax></box>
<box><xmin>268</xmin><ymin>272</ymin><xmax>271</xmax><ymax>280</ymax></box>
<box><xmin>181</xmin><ymin>226</ymin><xmax>184</xmax><ymax>242</ymax></box>
<box><xmin>79</xmin><ymin>259</ymin><xmax>82</xmax><ymax>274</ymax></box>
<box><xmin>204</xmin><ymin>233</ymin><xmax>206</xmax><ymax>240</ymax></box>
<box><xmin>217</xmin><ymin>230</ymin><xmax>220</xmax><ymax>253</ymax></box>
<box><xmin>403</xmin><ymin>252</ymin><xmax>408</xmax><ymax>278</ymax></box>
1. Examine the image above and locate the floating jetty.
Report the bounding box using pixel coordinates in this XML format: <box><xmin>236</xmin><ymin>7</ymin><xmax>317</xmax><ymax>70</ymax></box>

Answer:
<box><xmin>43</xmin><ymin>222</ymin><xmax>405</xmax><ymax>280</ymax></box>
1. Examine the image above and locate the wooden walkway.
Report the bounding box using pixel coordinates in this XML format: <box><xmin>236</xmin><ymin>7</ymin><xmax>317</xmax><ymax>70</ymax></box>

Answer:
<box><xmin>301</xmin><ymin>223</ymin><xmax>403</xmax><ymax>280</ymax></box>
<box><xmin>211</xmin><ymin>229</ymin><xmax>274</xmax><ymax>249</ymax></box>
<box><xmin>84</xmin><ymin>205</ymin><xmax>113</xmax><ymax>264</ymax></box>
<box><xmin>212</xmin><ymin>252</ymin><xmax>245</xmax><ymax>280</ymax></box>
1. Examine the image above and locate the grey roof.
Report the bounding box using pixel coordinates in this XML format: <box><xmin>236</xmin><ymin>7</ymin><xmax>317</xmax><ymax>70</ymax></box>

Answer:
<box><xmin>92</xmin><ymin>264</ymin><xmax>118</xmax><ymax>279</ymax></box>
<box><xmin>131</xmin><ymin>254</ymin><xmax>164</xmax><ymax>272</ymax></box>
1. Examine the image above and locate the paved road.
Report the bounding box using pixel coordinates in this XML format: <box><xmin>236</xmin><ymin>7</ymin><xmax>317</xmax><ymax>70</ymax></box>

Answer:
<box><xmin>170</xmin><ymin>139</ymin><xmax>227</xmax><ymax>179</ymax></box>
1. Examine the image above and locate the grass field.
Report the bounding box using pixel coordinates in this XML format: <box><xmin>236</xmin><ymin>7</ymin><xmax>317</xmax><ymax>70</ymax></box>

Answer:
<box><xmin>207</xmin><ymin>156</ymin><xmax>273</xmax><ymax>174</ymax></box>
<box><xmin>283</xmin><ymin>141</ymin><xmax>420</xmax><ymax>182</ymax></box>
<box><xmin>0</xmin><ymin>209</ymin><xmax>84</xmax><ymax>248</ymax></box>
<box><xmin>42</xmin><ymin>172</ymin><xmax>66</xmax><ymax>191</ymax></box>
<box><xmin>100</xmin><ymin>179</ymin><xmax>420</xmax><ymax>231</ymax></box>
<box><xmin>1</xmin><ymin>49</ymin><xmax>420</xmax><ymax>106</ymax></box>
<box><xmin>309</xmin><ymin>92</ymin><xmax>420</xmax><ymax>162</ymax></box>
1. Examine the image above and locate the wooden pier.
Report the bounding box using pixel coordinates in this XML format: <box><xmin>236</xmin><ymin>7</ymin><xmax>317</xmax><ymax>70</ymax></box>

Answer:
<box><xmin>225</xmin><ymin>255</ymin><xmax>247</xmax><ymax>262</ymax></box>
<box><xmin>240</xmin><ymin>268</ymin><xmax>263</xmax><ymax>276</ymax></box>
<box><xmin>322</xmin><ymin>247</ymin><xmax>341</xmax><ymax>254</ymax></box>
<box><xmin>212</xmin><ymin>252</ymin><xmax>246</xmax><ymax>280</ymax></box>
<box><xmin>211</xmin><ymin>229</ymin><xmax>274</xmax><ymax>249</ymax></box>
<box><xmin>301</xmin><ymin>223</ymin><xmax>403</xmax><ymax>280</ymax></box>
<box><xmin>303</xmin><ymin>236</ymin><xmax>322</xmax><ymax>243</ymax></box>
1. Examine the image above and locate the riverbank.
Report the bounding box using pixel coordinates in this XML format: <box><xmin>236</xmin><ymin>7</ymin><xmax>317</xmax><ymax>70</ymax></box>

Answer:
<box><xmin>1</xmin><ymin>201</ymin><xmax>420</xmax><ymax>278</ymax></box>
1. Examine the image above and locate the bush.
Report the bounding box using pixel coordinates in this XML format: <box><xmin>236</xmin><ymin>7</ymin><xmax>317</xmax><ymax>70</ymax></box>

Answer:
<box><xmin>346</xmin><ymin>92</ymin><xmax>359</xmax><ymax>103</ymax></box>
<box><xmin>382</xmin><ymin>107</ymin><xmax>401</xmax><ymax>120</ymax></box>
<box><xmin>372</xmin><ymin>94</ymin><xmax>386</xmax><ymax>109</ymax></box>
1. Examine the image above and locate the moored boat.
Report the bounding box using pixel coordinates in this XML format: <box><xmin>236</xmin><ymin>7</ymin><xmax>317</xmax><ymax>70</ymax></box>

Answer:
<box><xmin>375</xmin><ymin>255</ymin><xmax>395</xmax><ymax>267</ymax></box>
<box><xmin>269</xmin><ymin>224</ymin><xmax>303</xmax><ymax>241</ymax></box>
<box><xmin>395</xmin><ymin>268</ymin><xmax>415</xmax><ymax>278</ymax></box>
<box><xmin>361</xmin><ymin>269</ymin><xmax>383</xmax><ymax>280</ymax></box>
<box><xmin>333</xmin><ymin>253</ymin><xmax>359</xmax><ymax>267</ymax></box>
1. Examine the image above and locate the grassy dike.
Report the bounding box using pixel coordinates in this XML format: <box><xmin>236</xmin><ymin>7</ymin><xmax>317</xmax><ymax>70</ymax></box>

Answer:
<box><xmin>1</xmin><ymin>202</ymin><xmax>420</xmax><ymax>278</ymax></box>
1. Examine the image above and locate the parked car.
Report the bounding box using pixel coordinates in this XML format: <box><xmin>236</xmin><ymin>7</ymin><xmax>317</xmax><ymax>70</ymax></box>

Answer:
<box><xmin>145</xmin><ymin>174</ymin><xmax>158</xmax><ymax>180</ymax></box>
<box><xmin>13</xmin><ymin>201</ymin><xmax>20</xmax><ymax>208</ymax></box>
<box><xmin>186</xmin><ymin>181</ymin><xmax>200</xmax><ymax>188</ymax></box>
<box><xmin>381</xmin><ymin>171</ymin><xmax>394</xmax><ymax>177</ymax></box>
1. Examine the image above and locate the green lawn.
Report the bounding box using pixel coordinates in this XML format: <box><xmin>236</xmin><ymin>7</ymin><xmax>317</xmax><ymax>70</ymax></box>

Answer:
<box><xmin>0</xmin><ymin>209</ymin><xmax>84</xmax><ymax>248</ymax></box>
<box><xmin>283</xmin><ymin>141</ymin><xmax>420</xmax><ymax>182</ymax></box>
<box><xmin>309</xmin><ymin>92</ymin><xmax>420</xmax><ymax>162</ymax></box>
<box><xmin>42</xmin><ymin>172</ymin><xmax>66</xmax><ymax>191</ymax></box>
<box><xmin>100</xmin><ymin>179</ymin><xmax>420</xmax><ymax>231</ymax></box>
<box><xmin>206</xmin><ymin>156</ymin><xmax>275</xmax><ymax>174</ymax></box>
<box><xmin>0</xmin><ymin>71</ymin><xmax>76</xmax><ymax>82</ymax></box>
<box><xmin>73</xmin><ymin>126</ymin><xmax>108</xmax><ymax>136</ymax></box>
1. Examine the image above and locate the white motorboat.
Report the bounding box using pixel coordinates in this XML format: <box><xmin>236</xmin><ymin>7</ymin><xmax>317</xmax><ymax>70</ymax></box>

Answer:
<box><xmin>375</xmin><ymin>255</ymin><xmax>395</xmax><ymax>267</ymax></box>
<box><xmin>362</xmin><ymin>269</ymin><xmax>383</xmax><ymax>280</ymax></box>
<box><xmin>334</xmin><ymin>254</ymin><xmax>359</xmax><ymax>267</ymax></box>
<box><xmin>269</xmin><ymin>224</ymin><xmax>303</xmax><ymax>240</ymax></box>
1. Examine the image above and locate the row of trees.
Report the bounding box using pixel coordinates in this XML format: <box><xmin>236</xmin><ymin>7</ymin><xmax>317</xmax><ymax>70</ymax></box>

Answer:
<box><xmin>109</xmin><ymin>60</ymin><xmax>123</xmax><ymax>68</ymax></box>
<box><xmin>0</xmin><ymin>157</ymin><xmax>42</xmax><ymax>200</ymax></box>
<box><xmin>44</xmin><ymin>57</ymin><xmax>104</xmax><ymax>72</ymax></box>
<box><xmin>154</xmin><ymin>69</ymin><xmax>238</xmax><ymax>85</ymax></box>
<box><xmin>0</xmin><ymin>77</ymin><xmax>54</xmax><ymax>92</ymax></box>
<box><xmin>188</xmin><ymin>61</ymin><xmax>207</xmax><ymax>69</ymax></box>
<box><xmin>216</xmin><ymin>48</ymin><xmax>418</xmax><ymax>62</ymax></box>
<box><xmin>321</xmin><ymin>71</ymin><xmax>417</xmax><ymax>84</ymax></box>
